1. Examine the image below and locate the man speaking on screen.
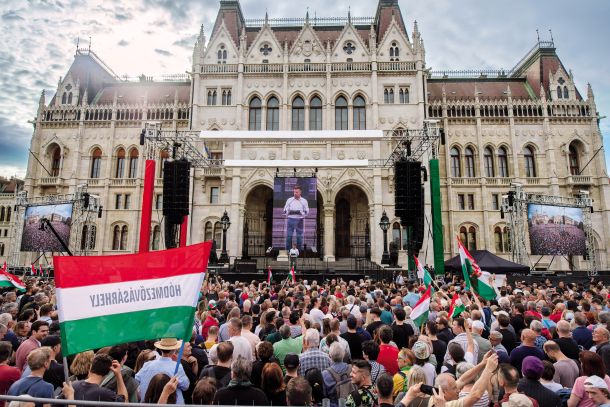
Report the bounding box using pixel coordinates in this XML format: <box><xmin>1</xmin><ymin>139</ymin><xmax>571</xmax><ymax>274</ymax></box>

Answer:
<box><xmin>283</xmin><ymin>184</ymin><xmax>309</xmax><ymax>251</ymax></box>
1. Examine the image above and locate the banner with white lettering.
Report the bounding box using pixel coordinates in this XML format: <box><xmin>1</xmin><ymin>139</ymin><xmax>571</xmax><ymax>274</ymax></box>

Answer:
<box><xmin>55</xmin><ymin>242</ymin><xmax>211</xmax><ymax>356</ymax></box>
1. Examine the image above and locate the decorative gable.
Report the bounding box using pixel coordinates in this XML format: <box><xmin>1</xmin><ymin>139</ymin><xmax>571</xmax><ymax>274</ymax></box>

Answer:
<box><xmin>204</xmin><ymin>20</ymin><xmax>239</xmax><ymax>65</ymax></box>
<box><xmin>246</xmin><ymin>24</ymin><xmax>283</xmax><ymax>64</ymax></box>
<box><xmin>289</xmin><ymin>23</ymin><xmax>326</xmax><ymax>63</ymax></box>
<box><xmin>331</xmin><ymin>23</ymin><xmax>370</xmax><ymax>63</ymax></box>
<box><xmin>377</xmin><ymin>16</ymin><xmax>413</xmax><ymax>61</ymax></box>
<box><xmin>549</xmin><ymin>67</ymin><xmax>576</xmax><ymax>102</ymax></box>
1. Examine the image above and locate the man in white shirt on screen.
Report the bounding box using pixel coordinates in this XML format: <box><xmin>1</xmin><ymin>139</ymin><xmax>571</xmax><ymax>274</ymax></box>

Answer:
<box><xmin>283</xmin><ymin>184</ymin><xmax>309</xmax><ymax>251</ymax></box>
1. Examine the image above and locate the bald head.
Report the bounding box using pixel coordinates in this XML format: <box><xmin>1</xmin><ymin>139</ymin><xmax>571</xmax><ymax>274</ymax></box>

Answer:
<box><xmin>521</xmin><ymin>329</ymin><xmax>537</xmax><ymax>346</ymax></box>
<box><xmin>435</xmin><ymin>373</ymin><xmax>459</xmax><ymax>401</ymax></box>
<box><xmin>557</xmin><ymin>320</ymin><xmax>571</xmax><ymax>336</ymax></box>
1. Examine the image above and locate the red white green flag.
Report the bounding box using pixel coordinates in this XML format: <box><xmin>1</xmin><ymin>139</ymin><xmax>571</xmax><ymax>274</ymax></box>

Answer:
<box><xmin>55</xmin><ymin>242</ymin><xmax>211</xmax><ymax>356</ymax></box>
<box><xmin>457</xmin><ymin>237</ymin><xmax>496</xmax><ymax>300</ymax></box>
<box><xmin>411</xmin><ymin>286</ymin><xmax>431</xmax><ymax>326</ymax></box>
<box><xmin>30</xmin><ymin>263</ymin><xmax>36</xmax><ymax>275</ymax></box>
<box><xmin>414</xmin><ymin>255</ymin><xmax>433</xmax><ymax>288</ymax></box>
<box><xmin>448</xmin><ymin>293</ymin><xmax>466</xmax><ymax>318</ymax></box>
<box><xmin>0</xmin><ymin>269</ymin><xmax>26</xmax><ymax>290</ymax></box>
<box><xmin>290</xmin><ymin>266</ymin><xmax>296</xmax><ymax>283</ymax></box>
<box><xmin>267</xmin><ymin>266</ymin><xmax>273</xmax><ymax>284</ymax></box>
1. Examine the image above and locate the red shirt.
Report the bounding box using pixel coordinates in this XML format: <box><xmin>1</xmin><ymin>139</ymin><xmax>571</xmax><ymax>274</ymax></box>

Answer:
<box><xmin>377</xmin><ymin>344</ymin><xmax>399</xmax><ymax>375</ymax></box>
<box><xmin>0</xmin><ymin>364</ymin><xmax>21</xmax><ymax>406</ymax></box>
<box><xmin>201</xmin><ymin>315</ymin><xmax>219</xmax><ymax>340</ymax></box>
<box><xmin>550</xmin><ymin>311</ymin><xmax>563</xmax><ymax>323</ymax></box>
<box><xmin>524</xmin><ymin>310</ymin><xmax>542</xmax><ymax>321</ymax></box>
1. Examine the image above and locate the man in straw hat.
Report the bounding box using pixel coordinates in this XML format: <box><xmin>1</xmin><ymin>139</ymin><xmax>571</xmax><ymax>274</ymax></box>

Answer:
<box><xmin>135</xmin><ymin>338</ymin><xmax>190</xmax><ymax>404</ymax></box>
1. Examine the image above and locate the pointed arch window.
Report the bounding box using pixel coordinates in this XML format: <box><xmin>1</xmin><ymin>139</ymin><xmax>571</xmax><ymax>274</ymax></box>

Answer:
<box><xmin>217</xmin><ymin>45</ymin><xmax>227</xmax><ymax>64</ymax></box>
<box><xmin>6</xmin><ymin>207</ymin><xmax>10</xmax><ymax>222</ymax></box>
<box><xmin>450</xmin><ymin>147</ymin><xmax>461</xmax><ymax>177</ymax></box>
<box><xmin>128</xmin><ymin>148</ymin><xmax>139</xmax><ymax>178</ymax></box>
<box><xmin>498</xmin><ymin>147</ymin><xmax>509</xmax><ymax>177</ymax></box>
<box><xmin>159</xmin><ymin>150</ymin><xmax>169</xmax><ymax>177</ymax></box>
<box><xmin>207</xmin><ymin>90</ymin><xmax>217</xmax><ymax>106</ymax></box>
<box><xmin>484</xmin><ymin>147</ymin><xmax>495</xmax><ymax>177</ymax></box>
<box><xmin>112</xmin><ymin>225</ymin><xmax>121</xmax><ymax>250</ymax></box>
<box><xmin>390</xmin><ymin>41</ymin><xmax>400</xmax><ymax>61</ymax></box>
<box><xmin>90</xmin><ymin>148</ymin><xmax>102</xmax><ymax>178</ymax></box>
<box><xmin>151</xmin><ymin>225</ymin><xmax>161</xmax><ymax>250</ymax></box>
<box><xmin>81</xmin><ymin>225</ymin><xmax>96</xmax><ymax>250</ymax></box>
<box><xmin>67</xmin><ymin>92</ymin><xmax>73</xmax><ymax>104</ymax></box>
<box><xmin>291</xmin><ymin>96</ymin><xmax>305</xmax><ymax>131</ymax></box>
<box><xmin>115</xmin><ymin>148</ymin><xmax>126</xmax><ymax>178</ymax></box>
<box><xmin>120</xmin><ymin>225</ymin><xmax>128</xmax><ymax>251</ymax></box>
<box><xmin>524</xmin><ymin>146</ymin><xmax>536</xmax><ymax>177</ymax></box>
<box><xmin>563</xmin><ymin>86</ymin><xmax>569</xmax><ymax>99</ymax></box>
<box><xmin>465</xmin><ymin>147</ymin><xmax>475</xmax><ymax>177</ymax></box>
<box><xmin>391</xmin><ymin>222</ymin><xmax>401</xmax><ymax>251</ymax></box>
<box><xmin>213</xmin><ymin>221</ymin><xmax>222</xmax><ymax>246</ymax></box>
<box><xmin>335</xmin><ymin>96</ymin><xmax>348</xmax><ymax>130</ymax></box>
<box><xmin>51</xmin><ymin>146</ymin><xmax>61</xmax><ymax>177</ymax></box>
<box><xmin>353</xmin><ymin>95</ymin><xmax>366</xmax><ymax>130</ymax></box>
<box><xmin>467</xmin><ymin>226</ymin><xmax>477</xmax><ymax>251</ymax></box>
<box><xmin>569</xmin><ymin>143</ymin><xmax>580</xmax><ymax>175</ymax></box>
<box><xmin>266</xmin><ymin>97</ymin><xmax>279</xmax><ymax>131</ymax></box>
<box><xmin>222</xmin><ymin>90</ymin><xmax>232</xmax><ymax>106</ymax></box>
<box><xmin>0</xmin><ymin>207</ymin><xmax>4</xmax><ymax>222</ymax></box>
<box><xmin>399</xmin><ymin>88</ymin><xmax>409</xmax><ymax>104</ymax></box>
<box><xmin>61</xmin><ymin>93</ymin><xmax>67</xmax><ymax>104</ymax></box>
<box><xmin>204</xmin><ymin>221</ymin><xmax>213</xmax><ymax>241</ymax></box>
<box><xmin>557</xmin><ymin>86</ymin><xmax>563</xmax><ymax>99</ymax></box>
<box><xmin>494</xmin><ymin>226</ymin><xmax>503</xmax><ymax>253</ymax></box>
<box><xmin>309</xmin><ymin>96</ymin><xmax>322</xmax><ymax>130</ymax></box>
<box><xmin>249</xmin><ymin>97</ymin><xmax>262</xmax><ymax>130</ymax></box>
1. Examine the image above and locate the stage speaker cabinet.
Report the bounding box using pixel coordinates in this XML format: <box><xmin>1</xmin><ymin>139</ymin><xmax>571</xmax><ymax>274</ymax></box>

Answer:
<box><xmin>163</xmin><ymin>159</ymin><xmax>191</xmax><ymax>224</ymax></box>
<box><xmin>410</xmin><ymin>186</ymin><xmax>425</xmax><ymax>252</ymax></box>
<box><xmin>394</xmin><ymin>160</ymin><xmax>422</xmax><ymax>226</ymax></box>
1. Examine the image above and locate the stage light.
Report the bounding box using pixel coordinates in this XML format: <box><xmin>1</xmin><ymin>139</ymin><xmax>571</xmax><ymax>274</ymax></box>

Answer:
<box><xmin>98</xmin><ymin>206</ymin><xmax>103</xmax><ymax>218</ymax></box>
<box><xmin>406</xmin><ymin>140</ymin><xmax>412</xmax><ymax>157</ymax></box>
<box><xmin>421</xmin><ymin>167</ymin><xmax>427</xmax><ymax>182</ymax></box>
<box><xmin>500</xmin><ymin>208</ymin><xmax>504</xmax><ymax>219</ymax></box>
<box><xmin>83</xmin><ymin>192</ymin><xmax>90</xmax><ymax>208</ymax></box>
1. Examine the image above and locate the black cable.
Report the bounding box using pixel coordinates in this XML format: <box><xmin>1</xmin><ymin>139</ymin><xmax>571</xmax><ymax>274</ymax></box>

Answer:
<box><xmin>578</xmin><ymin>145</ymin><xmax>604</xmax><ymax>176</ymax></box>
<box><xmin>28</xmin><ymin>149</ymin><xmax>53</xmax><ymax>177</ymax></box>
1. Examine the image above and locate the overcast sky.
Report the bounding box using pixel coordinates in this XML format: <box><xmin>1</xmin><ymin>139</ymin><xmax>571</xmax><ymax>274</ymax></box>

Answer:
<box><xmin>1</xmin><ymin>0</ymin><xmax>609</xmax><ymax>179</ymax></box>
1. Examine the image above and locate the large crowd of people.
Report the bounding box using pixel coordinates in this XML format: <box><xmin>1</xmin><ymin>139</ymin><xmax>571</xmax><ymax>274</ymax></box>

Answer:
<box><xmin>0</xmin><ymin>274</ymin><xmax>609</xmax><ymax>406</ymax></box>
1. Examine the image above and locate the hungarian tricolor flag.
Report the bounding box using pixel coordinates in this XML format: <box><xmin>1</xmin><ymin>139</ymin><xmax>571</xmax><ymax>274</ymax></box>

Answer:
<box><xmin>1</xmin><ymin>261</ymin><xmax>6</xmax><ymax>272</ymax></box>
<box><xmin>457</xmin><ymin>237</ymin><xmax>496</xmax><ymax>300</ymax></box>
<box><xmin>290</xmin><ymin>266</ymin><xmax>296</xmax><ymax>284</ymax></box>
<box><xmin>39</xmin><ymin>264</ymin><xmax>44</xmax><ymax>277</ymax></box>
<box><xmin>414</xmin><ymin>255</ymin><xmax>433</xmax><ymax>289</ymax></box>
<box><xmin>54</xmin><ymin>241</ymin><xmax>211</xmax><ymax>356</ymax></box>
<box><xmin>0</xmin><ymin>269</ymin><xmax>26</xmax><ymax>291</ymax></box>
<box><xmin>411</xmin><ymin>286</ymin><xmax>431</xmax><ymax>327</ymax></box>
<box><xmin>267</xmin><ymin>266</ymin><xmax>273</xmax><ymax>284</ymax></box>
<box><xmin>31</xmin><ymin>263</ymin><xmax>37</xmax><ymax>276</ymax></box>
<box><xmin>448</xmin><ymin>293</ymin><xmax>466</xmax><ymax>318</ymax></box>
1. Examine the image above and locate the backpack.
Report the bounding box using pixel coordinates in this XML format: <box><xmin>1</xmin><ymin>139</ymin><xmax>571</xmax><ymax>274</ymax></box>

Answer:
<box><xmin>200</xmin><ymin>365</ymin><xmax>231</xmax><ymax>388</ymax></box>
<box><xmin>326</xmin><ymin>365</ymin><xmax>356</xmax><ymax>401</ymax></box>
<box><xmin>305</xmin><ymin>367</ymin><xmax>325</xmax><ymax>404</ymax></box>
<box><xmin>557</xmin><ymin>388</ymin><xmax>571</xmax><ymax>407</ymax></box>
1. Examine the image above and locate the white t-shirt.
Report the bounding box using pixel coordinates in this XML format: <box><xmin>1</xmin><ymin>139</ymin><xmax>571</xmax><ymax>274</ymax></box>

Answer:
<box><xmin>309</xmin><ymin>308</ymin><xmax>325</xmax><ymax>328</ymax></box>
<box><xmin>229</xmin><ymin>336</ymin><xmax>254</xmax><ymax>363</ymax></box>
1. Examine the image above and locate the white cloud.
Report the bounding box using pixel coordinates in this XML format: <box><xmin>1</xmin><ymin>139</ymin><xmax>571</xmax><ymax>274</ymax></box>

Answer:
<box><xmin>0</xmin><ymin>164</ymin><xmax>26</xmax><ymax>180</ymax></box>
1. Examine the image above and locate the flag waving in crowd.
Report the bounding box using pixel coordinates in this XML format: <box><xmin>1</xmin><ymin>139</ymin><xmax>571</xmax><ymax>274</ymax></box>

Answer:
<box><xmin>290</xmin><ymin>266</ymin><xmax>296</xmax><ymax>284</ymax></box>
<box><xmin>267</xmin><ymin>266</ymin><xmax>273</xmax><ymax>284</ymax></box>
<box><xmin>448</xmin><ymin>293</ymin><xmax>466</xmax><ymax>318</ymax></box>
<box><xmin>54</xmin><ymin>241</ymin><xmax>211</xmax><ymax>356</ymax></box>
<box><xmin>411</xmin><ymin>285</ymin><xmax>431</xmax><ymax>327</ymax></box>
<box><xmin>30</xmin><ymin>263</ymin><xmax>37</xmax><ymax>275</ymax></box>
<box><xmin>0</xmin><ymin>268</ymin><xmax>26</xmax><ymax>291</ymax></box>
<box><xmin>457</xmin><ymin>237</ymin><xmax>496</xmax><ymax>300</ymax></box>
<box><xmin>414</xmin><ymin>255</ymin><xmax>433</xmax><ymax>289</ymax></box>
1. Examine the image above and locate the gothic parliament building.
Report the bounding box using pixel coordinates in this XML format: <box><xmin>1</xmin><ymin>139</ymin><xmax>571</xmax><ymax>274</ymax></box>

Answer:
<box><xmin>6</xmin><ymin>0</ymin><xmax>609</xmax><ymax>272</ymax></box>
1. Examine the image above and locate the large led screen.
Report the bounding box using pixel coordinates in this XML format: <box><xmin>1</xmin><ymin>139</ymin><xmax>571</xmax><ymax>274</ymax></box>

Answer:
<box><xmin>21</xmin><ymin>203</ymin><xmax>74</xmax><ymax>252</ymax></box>
<box><xmin>272</xmin><ymin>177</ymin><xmax>317</xmax><ymax>252</ymax></box>
<box><xmin>527</xmin><ymin>203</ymin><xmax>586</xmax><ymax>256</ymax></box>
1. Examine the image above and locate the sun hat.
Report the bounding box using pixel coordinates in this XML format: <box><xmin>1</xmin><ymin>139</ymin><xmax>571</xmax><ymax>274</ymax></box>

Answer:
<box><xmin>412</xmin><ymin>341</ymin><xmax>431</xmax><ymax>360</ymax></box>
<box><xmin>154</xmin><ymin>338</ymin><xmax>183</xmax><ymax>351</ymax></box>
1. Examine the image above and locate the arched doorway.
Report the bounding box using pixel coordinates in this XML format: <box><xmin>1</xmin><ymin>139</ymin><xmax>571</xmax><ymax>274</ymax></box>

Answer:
<box><xmin>244</xmin><ymin>185</ymin><xmax>273</xmax><ymax>256</ymax></box>
<box><xmin>335</xmin><ymin>185</ymin><xmax>369</xmax><ymax>258</ymax></box>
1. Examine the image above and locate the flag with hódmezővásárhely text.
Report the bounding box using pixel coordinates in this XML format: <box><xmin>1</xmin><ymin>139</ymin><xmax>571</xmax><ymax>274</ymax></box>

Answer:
<box><xmin>54</xmin><ymin>242</ymin><xmax>211</xmax><ymax>356</ymax></box>
<box><xmin>457</xmin><ymin>237</ymin><xmax>496</xmax><ymax>300</ymax></box>
<box><xmin>414</xmin><ymin>255</ymin><xmax>433</xmax><ymax>289</ymax></box>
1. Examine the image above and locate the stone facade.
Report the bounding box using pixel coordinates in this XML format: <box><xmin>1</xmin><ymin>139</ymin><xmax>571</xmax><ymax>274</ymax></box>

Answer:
<box><xmin>12</xmin><ymin>0</ymin><xmax>609</xmax><ymax>272</ymax></box>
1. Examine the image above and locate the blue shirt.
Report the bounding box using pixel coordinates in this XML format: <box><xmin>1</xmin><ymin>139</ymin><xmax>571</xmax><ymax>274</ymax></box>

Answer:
<box><xmin>135</xmin><ymin>356</ymin><xmax>190</xmax><ymax>404</ymax></box>
<box><xmin>8</xmin><ymin>376</ymin><xmax>54</xmax><ymax>406</ymax></box>
<box><xmin>403</xmin><ymin>292</ymin><xmax>421</xmax><ymax>308</ymax></box>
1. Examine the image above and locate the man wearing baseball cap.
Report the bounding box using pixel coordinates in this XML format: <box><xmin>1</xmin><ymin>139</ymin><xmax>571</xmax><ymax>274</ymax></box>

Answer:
<box><xmin>201</xmin><ymin>302</ymin><xmax>219</xmax><ymax>340</ymax></box>
<box><xmin>471</xmin><ymin>320</ymin><xmax>491</xmax><ymax>363</ymax></box>
<box><xmin>283</xmin><ymin>353</ymin><xmax>300</xmax><ymax>385</ymax></box>
<box><xmin>583</xmin><ymin>376</ymin><xmax>610</xmax><ymax>407</ymax></box>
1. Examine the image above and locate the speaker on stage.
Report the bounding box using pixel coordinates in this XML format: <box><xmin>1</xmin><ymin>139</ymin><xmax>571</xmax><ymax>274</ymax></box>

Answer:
<box><xmin>163</xmin><ymin>159</ymin><xmax>191</xmax><ymax>225</ymax></box>
<box><xmin>394</xmin><ymin>160</ymin><xmax>422</xmax><ymax>226</ymax></box>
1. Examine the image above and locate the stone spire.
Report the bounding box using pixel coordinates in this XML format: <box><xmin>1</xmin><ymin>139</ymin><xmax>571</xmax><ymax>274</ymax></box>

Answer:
<box><xmin>38</xmin><ymin>90</ymin><xmax>45</xmax><ymax>109</ymax></box>
<box><xmin>539</xmin><ymin>83</ymin><xmax>546</xmax><ymax>101</ymax></box>
<box><xmin>264</xmin><ymin>9</ymin><xmax>269</xmax><ymax>26</ymax></box>
<box><xmin>348</xmin><ymin>6</ymin><xmax>352</xmax><ymax>25</ymax></box>
<box><xmin>587</xmin><ymin>83</ymin><xmax>595</xmax><ymax>101</ymax></box>
<box><xmin>81</xmin><ymin>86</ymin><xmax>88</xmax><ymax>106</ymax></box>
<box><xmin>305</xmin><ymin>8</ymin><xmax>309</xmax><ymax>25</ymax></box>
